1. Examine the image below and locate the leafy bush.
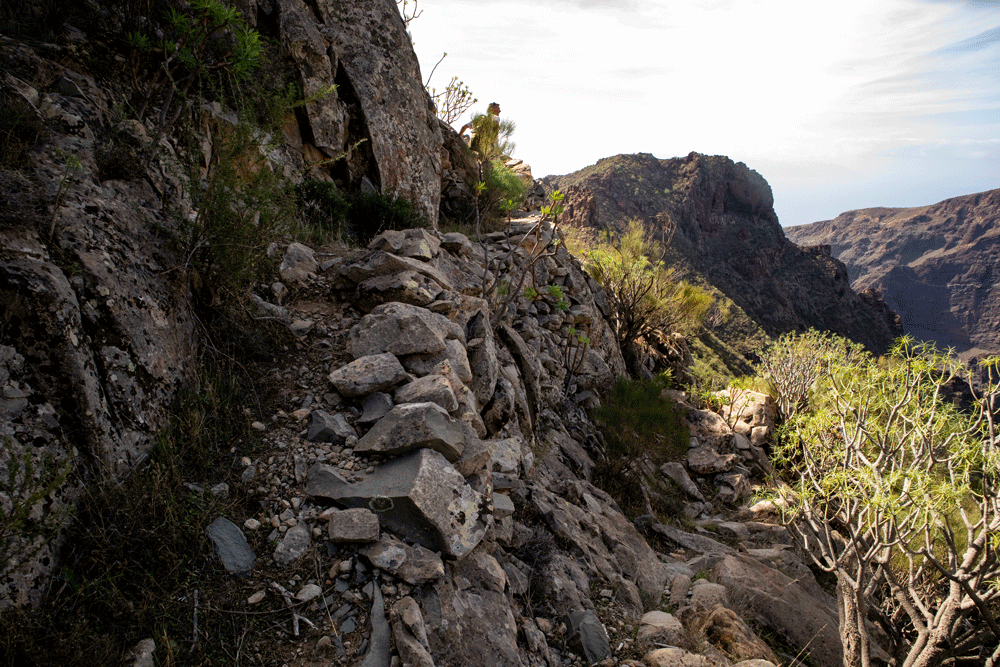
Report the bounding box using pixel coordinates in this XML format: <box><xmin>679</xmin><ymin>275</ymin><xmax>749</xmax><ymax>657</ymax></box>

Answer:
<box><xmin>584</xmin><ymin>219</ymin><xmax>713</xmax><ymax>354</ymax></box>
<box><xmin>484</xmin><ymin>160</ymin><xmax>527</xmax><ymax>220</ymax></box>
<box><xmin>770</xmin><ymin>338</ymin><xmax>1000</xmax><ymax>667</ymax></box>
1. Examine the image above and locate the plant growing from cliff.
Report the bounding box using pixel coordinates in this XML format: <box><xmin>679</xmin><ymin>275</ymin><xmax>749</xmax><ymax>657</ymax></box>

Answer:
<box><xmin>429</xmin><ymin>75</ymin><xmax>477</xmax><ymax>125</ymax></box>
<box><xmin>771</xmin><ymin>339</ymin><xmax>1000</xmax><ymax>667</ymax></box>
<box><xmin>480</xmin><ymin>190</ymin><xmax>566</xmax><ymax>329</ymax></box>
<box><xmin>562</xmin><ymin>325</ymin><xmax>591</xmax><ymax>394</ymax></box>
<box><xmin>128</xmin><ymin>0</ymin><xmax>262</xmax><ymax>158</ymax></box>
<box><xmin>585</xmin><ymin>219</ymin><xmax>712</xmax><ymax>355</ymax></box>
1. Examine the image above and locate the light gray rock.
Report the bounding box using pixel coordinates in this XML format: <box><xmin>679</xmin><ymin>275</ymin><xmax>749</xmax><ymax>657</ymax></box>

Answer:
<box><xmin>661</xmin><ymin>461</ymin><xmax>705</xmax><ymax>501</ymax></box>
<box><xmin>637</xmin><ymin>610</ymin><xmax>685</xmax><ymax>649</ymax></box>
<box><xmin>327</xmin><ymin>508</ymin><xmax>380</xmax><ymax>543</ymax></box>
<box><xmin>669</xmin><ymin>573</ymin><xmax>693</xmax><ymax>609</ymax></box>
<box><xmin>355</xmin><ymin>269</ymin><xmax>442</xmax><ymax>313</ymax></box>
<box><xmin>279</xmin><ymin>243</ymin><xmax>317</xmax><ymax>283</ymax></box>
<box><xmin>394</xmin><ymin>375</ymin><xmax>459</xmax><ymax>413</ymax></box>
<box><xmin>206</xmin><ymin>517</ymin><xmax>255</xmax><ymax>575</ymax></box>
<box><xmin>127</xmin><ymin>638</ymin><xmax>156</xmax><ymax>667</ymax></box>
<box><xmin>369</xmin><ymin>228</ymin><xmax>441</xmax><ymax>261</ymax></box>
<box><xmin>650</xmin><ymin>523</ymin><xmax>737</xmax><ymax>556</ymax></box>
<box><xmin>690</xmin><ymin>579</ymin><xmax>729</xmax><ymax>610</ymax></box>
<box><xmin>340</xmin><ymin>251</ymin><xmax>454</xmax><ymax>290</ymax></box>
<box><xmin>355</xmin><ymin>402</ymin><xmax>471</xmax><ymax>461</ymax></box>
<box><xmin>307</xmin><ymin>448</ymin><xmax>487</xmax><ymax>558</ymax></box>
<box><xmin>306</xmin><ymin>410</ymin><xmax>357</xmax><ymax>444</ymax></box>
<box><xmin>715</xmin><ymin>470</ymin><xmax>751</xmax><ymax>505</ymax></box>
<box><xmin>713</xmin><ymin>554</ymin><xmax>843</xmax><ymax>667</ymax></box>
<box><xmin>440</xmin><ymin>232</ymin><xmax>473</xmax><ymax>255</ymax></box>
<box><xmin>401</xmin><ymin>338</ymin><xmax>473</xmax><ymax>384</ymax></box>
<box><xmin>466</xmin><ymin>311</ymin><xmax>499</xmax><ymax>405</ymax></box>
<box><xmin>391</xmin><ymin>596</ymin><xmax>436</xmax><ymax>667</ymax></box>
<box><xmin>643</xmin><ymin>646</ymin><xmax>724</xmax><ymax>667</ymax></box>
<box><xmin>348</xmin><ymin>302</ymin><xmax>458</xmax><ymax>359</ymax></box>
<box><xmin>273</xmin><ymin>524</ymin><xmax>311</xmax><ymax>566</ymax></box>
<box><xmin>328</xmin><ymin>352</ymin><xmax>409</xmax><ymax>397</ymax></box>
<box><xmin>366</xmin><ymin>536</ymin><xmax>444</xmax><ymax>585</ymax></box>
<box><xmin>687</xmin><ymin>445</ymin><xmax>739</xmax><ymax>475</ymax></box>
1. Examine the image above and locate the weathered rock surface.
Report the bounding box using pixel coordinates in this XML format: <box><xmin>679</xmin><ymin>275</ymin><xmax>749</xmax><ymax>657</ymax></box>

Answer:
<box><xmin>206</xmin><ymin>517</ymin><xmax>255</xmax><ymax>575</ymax></box>
<box><xmin>365</xmin><ymin>536</ymin><xmax>445</xmax><ymax>585</ymax></box>
<box><xmin>327</xmin><ymin>352</ymin><xmax>409</xmax><ymax>397</ymax></box>
<box><xmin>354</xmin><ymin>402</ymin><xmax>472</xmax><ymax>461</ymax></box>
<box><xmin>307</xmin><ymin>448</ymin><xmax>487</xmax><ymax>558</ymax></box>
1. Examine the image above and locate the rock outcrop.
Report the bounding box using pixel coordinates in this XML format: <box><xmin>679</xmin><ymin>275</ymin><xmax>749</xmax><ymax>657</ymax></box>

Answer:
<box><xmin>545</xmin><ymin>152</ymin><xmax>904</xmax><ymax>354</ymax></box>
<box><xmin>785</xmin><ymin>189</ymin><xmax>1000</xmax><ymax>357</ymax></box>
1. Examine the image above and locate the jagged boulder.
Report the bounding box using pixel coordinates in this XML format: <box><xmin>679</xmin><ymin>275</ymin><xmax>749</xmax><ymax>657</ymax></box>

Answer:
<box><xmin>348</xmin><ymin>301</ymin><xmax>462</xmax><ymax>359</ymax></box>
<box><xmin>306</xmin><ymin>448</ymin><xmax>487</xmax><ymax>558</ymax></box>
<box><xmin>354</xmin><ymin>401</ymin><xmax>473</xmax><ymax>461</ymax></box>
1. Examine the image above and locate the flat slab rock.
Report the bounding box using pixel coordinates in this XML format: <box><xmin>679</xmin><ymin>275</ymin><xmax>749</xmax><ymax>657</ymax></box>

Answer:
<box><xmin>354</xmin><ymin>401</ymin><xmax>474</xmax><ymax>462</ymax></box>
<box><xmin>307</xmin><ymin>448</ymin><xmax>487</xmax><ymax>559</ymax></box>
<box><xmin>206</xmin><ymin>517</ymin><xmax>255</xmax><ymax>575</ymax></box>
<box><xmin>328</xmin><ymin>352</ymin><xmax>409</xmax><ymax>398</ymax></box>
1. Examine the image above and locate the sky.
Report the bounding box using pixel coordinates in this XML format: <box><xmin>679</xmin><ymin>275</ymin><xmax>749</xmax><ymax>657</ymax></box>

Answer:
<box><xmin>407</xmin><ymin>0</ymin><xmax>1000</xmax><ymax>227</ymax></box>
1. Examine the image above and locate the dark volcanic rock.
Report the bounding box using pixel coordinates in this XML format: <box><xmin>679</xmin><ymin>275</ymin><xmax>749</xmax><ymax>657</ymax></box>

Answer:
<box><xmin>545</xmin><ymin>152</ymin><xmax>903</xmax><ymax>353</ymax></box>
<box><xmin>785</xmin><ymin>189</ymin><xmax>1000</xmax><ymax>356</ymax></box>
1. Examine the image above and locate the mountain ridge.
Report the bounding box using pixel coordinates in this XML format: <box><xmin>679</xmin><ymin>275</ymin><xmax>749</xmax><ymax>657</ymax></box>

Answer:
<box><xmin>544</xmin><ymin>152</ymin><xmax>903</xmax><ymax>356</ymax></box>
<box><xmin>785</xmin><ymin>188</ymin><xmax>1000</xmax><ymax>356</ymax></box>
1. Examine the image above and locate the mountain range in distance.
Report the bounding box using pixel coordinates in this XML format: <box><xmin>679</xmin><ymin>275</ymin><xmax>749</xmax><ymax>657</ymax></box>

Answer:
<box><xmin>785</xmin><ymin>189</ymin><xmax>1000</xmax><ymax>359</ymax></box>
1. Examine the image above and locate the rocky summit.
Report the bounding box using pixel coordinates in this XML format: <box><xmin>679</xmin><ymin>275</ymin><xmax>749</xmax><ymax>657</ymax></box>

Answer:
<box><xmin>545</xmin><ymin>153</ymin><xmax>903</xmax><ymax>355</ymax></box>
<box><xmin>785</xmin><ymin>189</ymin><xmax>1000</xmax><ymax>358</ymax></box>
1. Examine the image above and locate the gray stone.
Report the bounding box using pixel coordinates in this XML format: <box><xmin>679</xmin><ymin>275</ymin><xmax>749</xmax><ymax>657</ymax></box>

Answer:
<box><xmin>327</xmin><ymin>508</ymin><xmax>380</xmax><ymax>543</ymax></box>
<box><xmin>355</xmin><ymin>269</ymin><xmax>442</xmax><ymax>313</ymax></box>
<box><xmin>128</xmin><ymin>638</ymin><xmax>156</xmax><ymax>667</ymax></box>
<box><xmin>314</xmin><ymin>0</ymin><xmax>442</xmax><ymax>225</ymax></box>
<box><xmin>340</xmin><ymin>251</ymin><xmax>454</xmax><ymax>291</ymax></box>
<box><xmin>650</xmin><ymin>523</ymin><xmax>737</xmax><ymax>556</ymax></box>
<box><xmin>493</xmin><ymin>493</ymin><xmax>515</xmax><ymax>518</ymax></box>
<box><xmin>485</xmin><ymin>437</ymin><xmax>523</xmax><ymax>474</ymax></box>
<box><xmin>307</xmin><ymin>448</ymin><xmax>487</xmax><ymax>558</ymax></box>
<box><xmin>466</xmin><ymin>311</ymin><xmax>499</xmax><ymax>405</ymax></box>
<box><xmin>279</xmin><ymin>243</ymin><xmax>317</xmax><ymax>283</ymax></box>
<box><xmin>717</xmin><ymin>521</ymin><xmax>751</xmax><ymax>542</ymax></box>
<box><xmin>715</xmin><ymin>470</ymin><xmax>751</xmax><ymax>504</ymax></box>
<box><xmin>307</xmin><ymin>410</ymin><xmax>357</xmax><ymax>444</ymax></box>
<box><xmin>348</xmin><ymin>302</ymin><xmax>458</xmax><ymax>359</ymax></box>
<box><xmin>274</xmin><ymin>524</ymin><xmax>311</xmax><ymax>566</ymax></box>
<box><xmin>369</xmin><ymin>228</ymin><xmax>441</xmax><ymax>261</ymax></box>
<box><xmin>390</xmin><ymin>596</ymin><xmax>435</xmax><ymax>667</ymax></box>
<box><xmin>565</xmin><ymin>610</ymin><xmax>610</xmax><ymax>664</ymax></box>
<box><xmin>328</xmin><ymin>353</ymin><xmax>409</xmax><ymax>397</ymax></box>
<box><xmin>358</xmin><ymin>392</ymin><xmax>394</xmax><ymax>425</ymax></box>
<box><xmin>661</xmin><ymin>461</ymin><xmax>705</xmax><ymax>501</ymax></box>
<box><xmin>366</xmin><ymin>536</ymin><xmax>444</xmax><ymax>585</ymax></box>
<box><xmin>687</xmin><ymin>445</ymin><xmax>739</xmax><ymax>475</ymax></box>
<box><xmin>690</xmin><ymin>579</ymin><xmax>729</xmax><ymax>609</ymax></box>
<box><xmin>637</xmin><ymin>610</ymin><xmax>685</xmax><ymax>649</ymax></box>
<box><xmin>355</xmin><ymin>402</ymin><xmax>471</xmax><ymax>461</ymax></box>
<box><xmin>394</xmin><ymin>375</ymin><xmax>459</xmax><ymax>413</ymax></box>
<box><xmin>357</xmin><ymin>579</ymin><xmax>391</xmax><ymax>667</ymax></box>
<box><xmin>401</xmin><ymin>338</ymin><xmax>473</xmax><ymax>384</ymax></box>
<box><xmin>440</xmin><ymin>232</ymin><xmax>473</xmax><ymax>255</ymax></box>
<box><xmin>296</xmin><ymin>583</ymin><xmax>323</xmax><ymax>602</ymax></box>
<box><xmin>669</xmin><ymin>573</ymin><xmax>692</xmax><ymax>609</ymax></box>
<box><xmin>206</xmin><ymin>517</ymin><xmax>255</xmax><ymax>575</ymax></box>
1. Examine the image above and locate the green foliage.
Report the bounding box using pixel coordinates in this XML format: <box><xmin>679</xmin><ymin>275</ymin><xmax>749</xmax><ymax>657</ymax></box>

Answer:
<box><xmin>592</xmin><ymin>378</ymin><xmax>690</xmax><ymax>518</ymax></box>
<box><xmin>770</xmin><ymin>337</ymin><xmax>1000</xmax><ymax>666</ymax></box>
<box><xmin>756</xmin><ymin>328</ymin><xmax>857</xmax><ymax>422</ymax></box>
<box><xmin>585</xmin><ymin>219</ymin><xmax>713</xmax><ymax>352</ymax></box>
<box><xmin>129</xmin><ymin>0</ymin><xmax>262</xmax><ymax>154</ymax></box>
<box><xmin>429</xmin><ymin>75</ymin><xmax>477</xmax><ymax>125</ymax></box>
<box><xmin>483</xmin><ymin>159</ymin><xmax>527</xmax><ymax>220</ymax></box>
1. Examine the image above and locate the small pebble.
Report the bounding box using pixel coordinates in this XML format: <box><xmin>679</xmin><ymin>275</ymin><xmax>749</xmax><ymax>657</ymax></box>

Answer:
<box><xmin>251</xmin><ymin>421</ymin><xmax>266</xmax><ymax>431</ymax></box>
<box><xmin>244</xmin><ymin>518</ymin><xmax>261</xmax><ymax>530</ymax></box>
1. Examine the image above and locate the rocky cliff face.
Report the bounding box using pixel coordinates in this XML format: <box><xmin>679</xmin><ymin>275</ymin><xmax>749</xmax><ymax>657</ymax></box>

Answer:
<box><xmin>546</xmin><ymin>153</ymin><xmax>903</xmax><ymax>354</ymax></box>
<box><xmin>785</xmin><ymin>189</ymin><xmax>1000</xmax><ymax>357</ymax></box>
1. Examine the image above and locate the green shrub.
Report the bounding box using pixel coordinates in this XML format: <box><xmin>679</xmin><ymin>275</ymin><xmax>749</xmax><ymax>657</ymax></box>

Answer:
<box><xmin>484</xmin><ymin>160</ymin><xmax>527</xmax><ymax>220</ymax></box>
<box><xmin>296</xmin><ymin>181</ymin><xmax>428</xmax><ymax>246</ymax></box>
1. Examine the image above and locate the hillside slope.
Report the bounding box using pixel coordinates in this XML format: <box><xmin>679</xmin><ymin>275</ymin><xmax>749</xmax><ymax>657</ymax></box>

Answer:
<box><xmin>545</xmin><ymin>152</ymin><xmax>903</xmax><ymax>356</ymax></box>
<box><xmin>785</xmin><ymin>189</ymin><xmax>1000</xmax><ymax>357</ymax></box>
